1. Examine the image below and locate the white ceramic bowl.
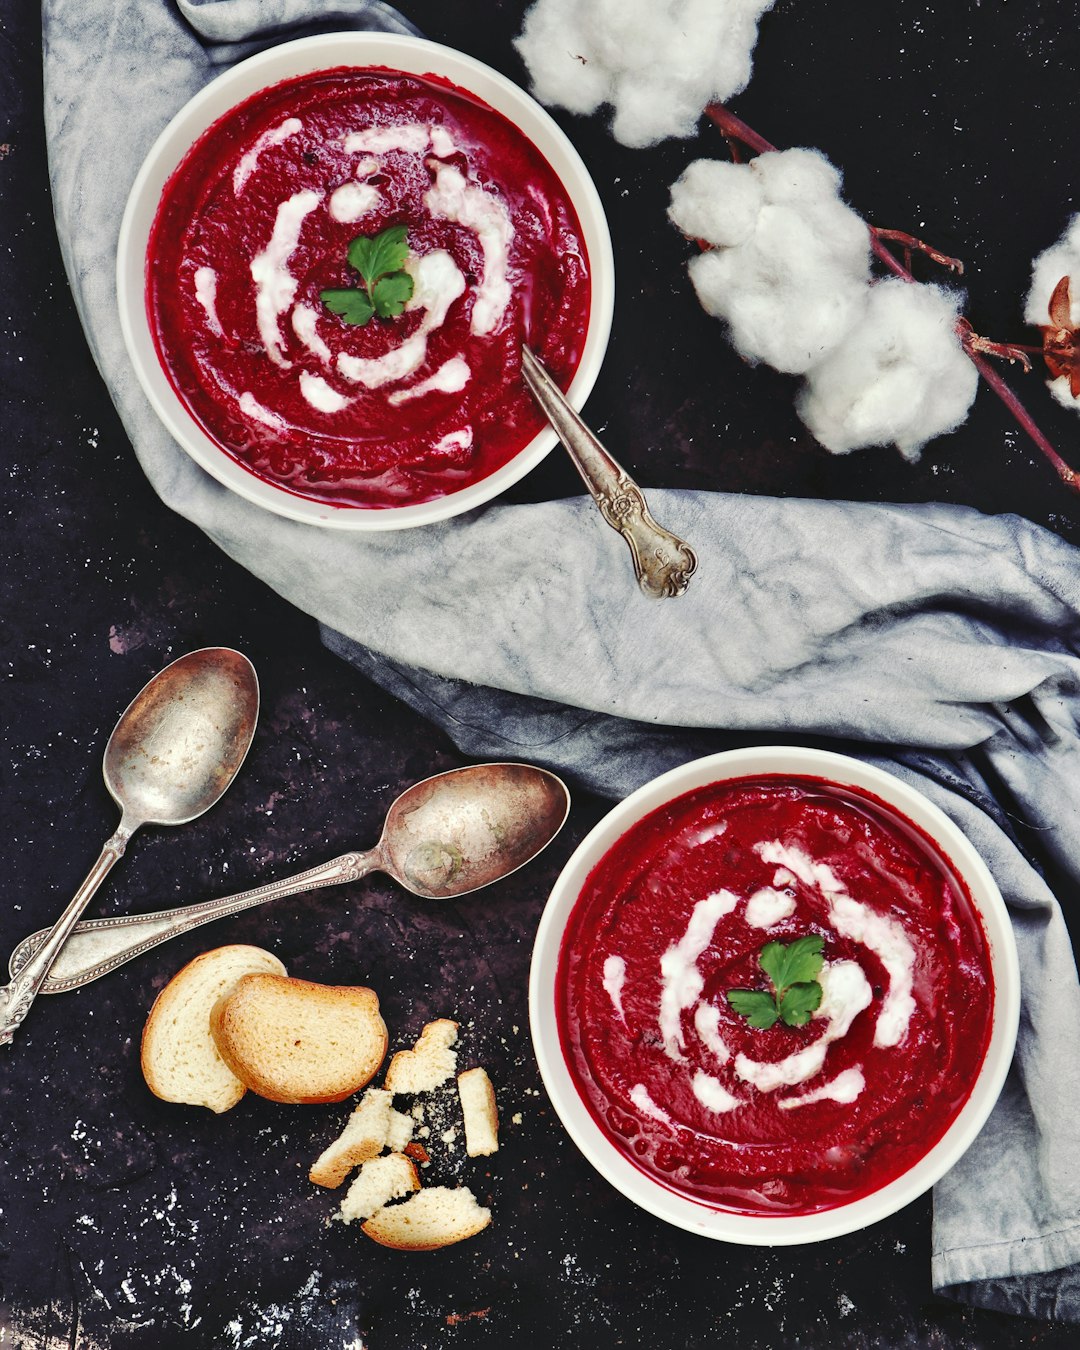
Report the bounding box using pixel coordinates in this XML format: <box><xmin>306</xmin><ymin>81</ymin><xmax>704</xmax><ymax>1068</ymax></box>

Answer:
<box><xmin>117</xmin><ymin>33</ymin><xmax>614</xmax><ymax>530</ymax></box>
<box><xmin>530</xmin><ymin>746</ymin><xmax>1020</xmax><ymax>1244</ymax></box>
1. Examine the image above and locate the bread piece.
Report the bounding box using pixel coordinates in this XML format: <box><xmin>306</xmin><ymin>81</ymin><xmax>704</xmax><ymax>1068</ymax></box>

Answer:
<box><xmin>457</xmin><ymin>1068</ymin><xmax>499</xmax><ymax>1157</ymax></box>
<box><xmin>362</xmin><ymin>1185</ymin><xmax>491</xmax><ymax>1250</ymax></box>
<box><xmin>141</xmin><ymin>945</ymin><xmax>287</xmax><ymax>1113</ymax></box>
<box><xmin>383</xmin><ymin>1019</ymin><xmax>459</xmax><ymax>1095</ymax></box>
<box><xmin>309</xmin><ymin>1088</ymin><xmax>415</xmax><ymax>1188</ymax></box>
<box><xmin>387</xmin><ymin>1105</ymin><xmax>414</xmax><ymax>1153</ymax></box>
<box><xmin>338</xmin><ymin>1154</ymin><xmax>421</xmax><ymax>1223</ymax></box>
<box><xmin>209</xmin><ymin>973</ymin><xmax>387</xmax><ymax>1105</ymax></box>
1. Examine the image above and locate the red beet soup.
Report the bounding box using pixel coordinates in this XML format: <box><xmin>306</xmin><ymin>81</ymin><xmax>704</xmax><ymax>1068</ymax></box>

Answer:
<box><xmin>556</xmin><ymin>776</ymin><xmax>994</xmax><ymax>1215</ymax></box>
<box><xmin>146</xmin><ymin>67</ymin><xmax>591</xmax><ymax>509</ymax></box>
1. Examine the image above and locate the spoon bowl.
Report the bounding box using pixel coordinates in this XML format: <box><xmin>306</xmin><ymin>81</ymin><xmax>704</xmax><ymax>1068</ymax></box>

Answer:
<box><xmin>384</xmin><ymin>762</ymin><xmax>571</xmax><ymax>899</ymax></box>
<box><xmin>10</xmin><ymin>762</ymin><xmax>571</xmax><ymax>994</ymax></box>
<box><xmin>104</xmin><ymin>647</ymin><xmax>260</xmax><ymax>826</ymax></box>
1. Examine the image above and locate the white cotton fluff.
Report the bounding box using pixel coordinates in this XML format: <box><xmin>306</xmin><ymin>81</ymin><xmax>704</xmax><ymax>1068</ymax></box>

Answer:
<box><xmin>671</xmin><ymin>149</ymin><xmax>872</xmax><ymax>373</ymax></box>
<box><xmin>1048</xmin><ymin>376</ymin><xmax>1080</xmax><ymax>411</ymax></box>
<box><xmin>1024</xmin><ymin>215</ymin><xmax>1080</xmax><ymax>328</ymax></box>
<box><xmin>667</xmin><ymin>159</ymin><xmax>764</xmax><ymax>247</ymax></box>
<box><xmin>514</xmin><ymin>0</ymin><xmax>776</xmax><ymax>148</ymax></box>
<box><xmin>1025</xmin><ymin>215</ymin><xmax>1080</xmax><ymax>411</ymax></box>
<box><xmin>671</xmin><ymin>147</ymin><xmax>979</xmax><ymax>457</ymax></box>
<box><xmin>796</xmin><ymin>279</ymin><xmax>979</xmax><ymax>461</ymax></box>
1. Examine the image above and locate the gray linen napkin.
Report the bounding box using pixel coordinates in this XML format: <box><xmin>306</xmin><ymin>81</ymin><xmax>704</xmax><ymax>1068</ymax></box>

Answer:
<box><xmin>43</xmin><ymin>0</ymin><xmax>1080</xmax><ymax>1321</ymax></box>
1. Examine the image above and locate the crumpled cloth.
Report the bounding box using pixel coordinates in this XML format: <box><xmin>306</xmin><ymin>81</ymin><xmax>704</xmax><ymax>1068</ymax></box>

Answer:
<box><xmin>43</xmin><ymin>0</ymin><xmax>1080</xmax><ymax>1322</ymax></box>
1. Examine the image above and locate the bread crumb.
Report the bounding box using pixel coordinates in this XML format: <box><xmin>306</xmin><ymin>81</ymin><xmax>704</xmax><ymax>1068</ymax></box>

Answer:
<box><xmin>384</xmin><ymin>1020</ymin><xmax>458</xmax><ymax>1095</ymax></box>
<box><xmin>458</xmin><ymin>1068</ymin><xmax>499</xmax><ymax>1157</ymax></box>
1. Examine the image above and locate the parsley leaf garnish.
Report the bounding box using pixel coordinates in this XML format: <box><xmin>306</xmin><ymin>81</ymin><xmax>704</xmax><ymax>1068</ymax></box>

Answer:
<box><xmin>321</xmin><ymin>224</ymin><xmax>414</xmax><ymax>326</ymax></box>
<box><xmin>320</xmin><ymin>287</ymin><xmax>375</xmax><ymax>326</ymax></box>
<box><xmin>760</xmin><ymin>935</ymin><xmax>824</xmax><ymax>995</ymax></box>
<box><xmin>778</xmin><ymin>981</ymin><xmax>823</xmax><ymax>1027</ymax></box>
<box><xmin>726</xmin><ymin>989</ymin><xmax>781</xmax><ymax>1030</ymax></box>
<box><xmin>727</xmin><ymin>934</ymin><xmax>824</xmax><ymax>1030</ymax></box>
<box><xmin>348</xmin><ymin>224</ymin><xmax>410</xmax><ymax>287</ymax></box>
<box><xmin>371</xmin><ymin>271</ymin><xmax>414</xmax><ymax>319</ymax></box>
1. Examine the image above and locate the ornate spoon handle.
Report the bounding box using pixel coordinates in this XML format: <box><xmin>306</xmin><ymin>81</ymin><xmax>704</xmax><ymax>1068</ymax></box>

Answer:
<box><xmin>521</xmin><ymin>346</ymin><xmax>697</xmax><ymax>598</ymax></box>
<box><xmin>7</xmin><ymin>851</ymin><xmax>379</xmax><ymax>995</ymax></box>
<box><xmin>1</xmin><ymin>825</ymin><xmax>134</xmax><ymax>1044</ymax></box>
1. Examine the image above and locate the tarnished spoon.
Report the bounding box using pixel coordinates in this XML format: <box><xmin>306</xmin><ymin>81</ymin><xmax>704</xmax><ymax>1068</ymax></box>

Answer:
<box><xmin>9</xmin><ymin>762</ymin><xmax>570</xmax><ymax>995</ymax></box>
<box><xmin>521</xmin><ymin>345</ymin><xmax>698</xmax><ymax>599</ymax></box>
<box><xmin>0</xmin><ymin>649</ymin><xmax>259</xmax><ymax>1044</ymax></box>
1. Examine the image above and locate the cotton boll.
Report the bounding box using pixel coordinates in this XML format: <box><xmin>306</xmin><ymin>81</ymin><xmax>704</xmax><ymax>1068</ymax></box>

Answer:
<box><xmin>513</xmin><ymin>0</ymin><xmax>612</xmax><ymax>116</ymax></box>
<box><xmin>672</xmin><ymin>144</ymin><xmax>978</xmax><ymax>453</ymax></box>
<box><xmin>609</xmin><ymin>70</ymin><xmax>713</xmax><ymax>151</ymax></box>
<box><xmin>668</xmin><ymin>160</ymin><xmax>764</xmax><ymax>247</ymax></box>
<box><xmin>514</xmin><ymin>0</ymin><xmax>777</xmax><ymax>148</ymax></box>
<box><xmin>797</xmin><ymin>280</ymin><xmax>978</xmax><ymax>460</ymax></box>
<box><xmin>1048</xmin><ymin>376</ymin><xmax>1080</xmax><ymax>411</ymax></box>
<box><xmin>751</xmin><ymin>147</ymin><xmax>844</xmax><ymax>206</ymax></box>
<box><xmin>674</xmin><ymin>149</ymin><xmax>872</xmax><ymax>372</ymax></box>
<box><xmin>1024</xmin><ymin>214</ymin><xmax>1080</xmax><ymax>327</ymax></box>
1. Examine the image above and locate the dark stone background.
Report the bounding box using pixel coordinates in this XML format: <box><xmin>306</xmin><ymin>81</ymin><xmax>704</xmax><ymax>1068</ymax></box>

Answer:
<box><xmin>2</xmin><ymin>1</ymin><xmax>1079</xmax><ymax>1346</ymax></box>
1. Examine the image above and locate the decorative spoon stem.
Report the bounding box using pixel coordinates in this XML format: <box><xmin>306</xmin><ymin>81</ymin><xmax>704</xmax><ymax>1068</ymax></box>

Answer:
<box><xmin>0</xmin><ymin>826</ymin><xmax>135</xmax><ymax>1043</ymax></box>
<box><xmin>521</xmin><ymin>346</ymin><xmax>697</xmax><ymax>598</ymax></box>
<box><xmin>9</xmin><ymin>850</ymin><xmax>381</xmax><ymax>995</ymax></box>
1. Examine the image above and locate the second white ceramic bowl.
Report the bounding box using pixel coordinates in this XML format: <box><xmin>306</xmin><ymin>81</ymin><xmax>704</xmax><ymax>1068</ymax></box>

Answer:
<box><xmin>530</xmin><ymin>746</ymin><xmax>1020</xmax><ymax>1245</ymax></box>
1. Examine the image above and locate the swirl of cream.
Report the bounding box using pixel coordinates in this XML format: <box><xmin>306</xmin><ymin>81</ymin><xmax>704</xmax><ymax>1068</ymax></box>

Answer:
<box><xmin>733</xmin><ymin>960</ymin><xmax>872</xmax><ymax>1093</ymax></box>
<box><xmin>755</xmin><ymin>842</ymin><xmax>916</xmax><ymax>1048</ymax></box>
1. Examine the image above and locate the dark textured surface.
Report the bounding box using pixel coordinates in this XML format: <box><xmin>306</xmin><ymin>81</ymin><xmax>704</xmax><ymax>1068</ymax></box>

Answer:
<box><xmin>2</xmin><ymin>1</ymin><xmax>1079</xmax><ymax>1346</ymax></box>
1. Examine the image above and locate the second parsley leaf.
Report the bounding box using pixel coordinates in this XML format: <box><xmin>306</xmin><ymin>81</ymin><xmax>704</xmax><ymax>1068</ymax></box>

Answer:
<box><xmin>372</xmin><ymin>272</ymin><xmax>414</xmax><ymax>319</ymax></box>
<box><xmin>321</xmin><ymin>287</ymin><xmax>375</xmax><ymax>326</ymax></box>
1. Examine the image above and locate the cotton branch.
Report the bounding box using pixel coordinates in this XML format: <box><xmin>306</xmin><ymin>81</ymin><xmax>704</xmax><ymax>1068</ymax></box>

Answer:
<box><xmin>704</xmin><ymin>103</ymin><xmax>1078</xmax><ymax>491</ymax></box>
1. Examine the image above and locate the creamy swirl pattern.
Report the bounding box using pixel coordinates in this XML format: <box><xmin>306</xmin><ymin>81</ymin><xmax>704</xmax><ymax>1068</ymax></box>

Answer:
<box><xmin>147</xmin><ymin>69</ymin><xmax>591</xmax><ymax>508</ymax></box>
<box><xmin>628</xmin><ymin>847</ymin><xmax>896</xmax><ymax>1115</ymax></box>
<box><xmin>203</xmin><ymin>126</ymin><xmax>509</xmax><ymax>413</ymax></box>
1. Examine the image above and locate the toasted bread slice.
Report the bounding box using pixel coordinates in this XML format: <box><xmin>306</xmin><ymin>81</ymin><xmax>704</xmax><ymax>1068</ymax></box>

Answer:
<box><xmin>209</xmin><ymin>973</ymin><xmax>387</xmax><ymax>1104</ymax></box>
<box><xmin>141</xmin><ymin>945</ymin><xmax>287</xmax><ymax>1113</ymax></box>
<box><xmin>383</xmin><ymin>1019</ymin><xmax>458</xmax><ymax>1095</ymax></box>
<box><xmin>309</xmin><ymin>1087</ymin><xmax>415</xmax><ymax>1188</ymax></box>
<box><xmin>457</xmin><ymin>1068</ymin><xmax>499</xmax><ymax>1157</ymax></box>
<box><xmin>361</xmin><ymin>1186</ymin><xmax>491</xmax><ymax>1250</ymax></box>
<box><xmin>338</xmin><ymin>1153</ymin><xmax>421</xmax><ymax>1223</ymax></box>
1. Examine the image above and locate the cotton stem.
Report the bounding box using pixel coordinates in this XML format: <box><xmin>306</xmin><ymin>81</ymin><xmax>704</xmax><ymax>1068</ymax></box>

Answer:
<box><xmin>958</xmin><ymin>321</ymin><xmax>1033</xmax><ymax>373</ymax></box>
<box><xmin>871</xmin><ymin>228</ymin><xmax>964</xmax><ymax>277</ymax></box>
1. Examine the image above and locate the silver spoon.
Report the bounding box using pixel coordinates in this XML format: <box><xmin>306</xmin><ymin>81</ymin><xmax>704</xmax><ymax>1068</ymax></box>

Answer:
<box><xmin>8</xmin><ymin>762</ymin><xmax>570</xmax><ymax>995</ymax></box>
<box><xmin>0</xmin><ymin>648</ymin><xmax>259</xmax><ymax>1044</ymax></box>
<box><xmin>521</xmin><ymin>345</ymin><xmax>698</xmax><ymax>599</ymax></box>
